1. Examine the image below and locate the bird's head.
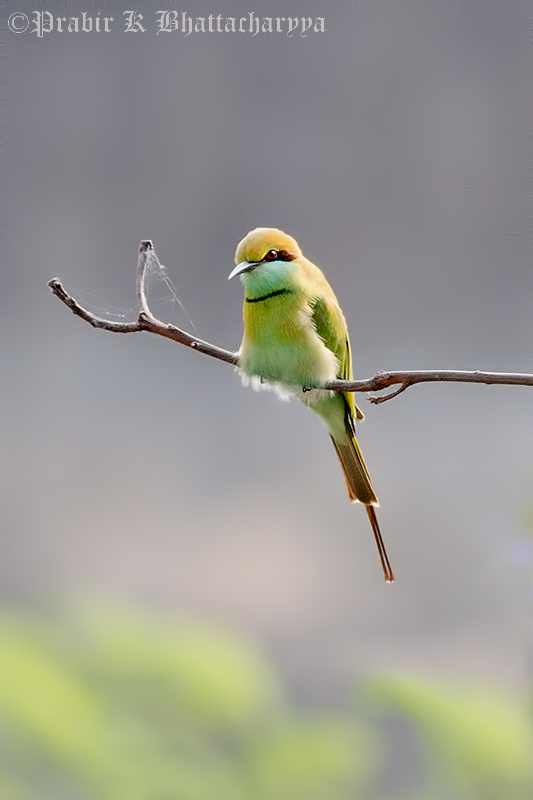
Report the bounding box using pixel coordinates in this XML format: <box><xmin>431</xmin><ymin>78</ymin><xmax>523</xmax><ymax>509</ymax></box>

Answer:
<box><xmin>228</xmin><ymin>228</ymin><xmax>302</xmax><ymax>284</ymax></box>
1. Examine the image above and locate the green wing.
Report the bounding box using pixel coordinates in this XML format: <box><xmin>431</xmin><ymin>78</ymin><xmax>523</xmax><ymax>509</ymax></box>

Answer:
<box><xmin>309</xmin><ymin>295</ymin><xmax>364</xmax><ymax>421</ymax></box>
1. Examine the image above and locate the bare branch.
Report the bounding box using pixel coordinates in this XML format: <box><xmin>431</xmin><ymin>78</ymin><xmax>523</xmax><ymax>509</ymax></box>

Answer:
<box><xmin>48</xmin><ymin>241</ymin><xmax>237</xmax><ymax>366</ymax></box>
<box><xmin>324</xmin><ymin>369</ymin><xmax>533</xmax><ymax>402</ymax></box>
<box><xmin>136</xmin><ymin>240</ymin><xmax>152</xmax><ymax>317</ymax></box>
<box><xmin>48</xmin><ymin>240</ymin><xmax>533</xmax><ymax>401</ymax></box>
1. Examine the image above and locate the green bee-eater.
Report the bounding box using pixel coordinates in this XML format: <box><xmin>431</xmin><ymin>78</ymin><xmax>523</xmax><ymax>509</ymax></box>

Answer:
<box><xmin>229</xmin><ymin>228</ymin><xmax>394</xmax><ymax>583</ymax></box>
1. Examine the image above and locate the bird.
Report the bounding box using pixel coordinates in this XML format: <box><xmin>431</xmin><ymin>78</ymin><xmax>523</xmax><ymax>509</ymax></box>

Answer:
<box><xmin>228</xmin><ymin>227</ymin><xmax>394</xmax><ymax>583</ymax></box>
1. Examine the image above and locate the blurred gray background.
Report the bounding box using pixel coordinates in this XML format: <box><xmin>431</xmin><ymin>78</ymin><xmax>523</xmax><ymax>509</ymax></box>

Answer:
<box><xmin>4</xmin><ymin>0</ymin><xmax>532</xmax><ymax>708</ymax></box>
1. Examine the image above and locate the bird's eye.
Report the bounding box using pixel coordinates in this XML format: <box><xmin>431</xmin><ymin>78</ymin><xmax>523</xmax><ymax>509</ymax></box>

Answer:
<box><xmin>264</xmin><ymin>249</ymin><xmax>278</xmax><ymax>261</ymax></box>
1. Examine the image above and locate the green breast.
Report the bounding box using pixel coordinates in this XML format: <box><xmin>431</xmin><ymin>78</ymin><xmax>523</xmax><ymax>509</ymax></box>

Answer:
<box><xmin>240</xmin><ymin>291</ymin><xmax>337</xmax><ymax>387</ymax></box>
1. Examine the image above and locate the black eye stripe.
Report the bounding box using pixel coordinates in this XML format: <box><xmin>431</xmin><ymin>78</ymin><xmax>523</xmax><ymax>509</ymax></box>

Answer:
<box><xmin>278</xmin><ymin>249</ymin><xmax>297</xmax><ymax>261</ymax></box>
<box><xmin>262</xmin><ymin>249</ymin><xmax>297</xmax><ymax>263</ymax></box>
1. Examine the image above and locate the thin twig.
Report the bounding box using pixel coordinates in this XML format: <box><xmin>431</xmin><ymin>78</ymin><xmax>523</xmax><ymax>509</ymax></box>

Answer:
<box><xmin>136</xmin><ymin>240</ymin><xmax>152</xmax><ymax>317</ymax></box>
<box><xmin>48</xmin><ymin>240</ymin><xmax>533</xmax><ymax>401</ymax></box>
<box><xmin>48</xmin><ymin>241</ymin><xmax>237</xmax><ymax>366</ymax></box>
<box><xmin>325</xmin><ymin>369</ymin><xmax>533</xmax><ymax>402</ymax></box>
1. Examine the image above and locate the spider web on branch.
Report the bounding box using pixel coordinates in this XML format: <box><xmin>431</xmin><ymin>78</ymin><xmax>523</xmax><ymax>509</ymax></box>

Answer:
<box><xmin>58</xmin><ymin>285</ymin><xmax>139</xmax><ymax>323</ymax></box>
<box><xmin>64</xmin><ymin>249</ymin><xmax>198</xmax><ymax>334</ymax></box>
<box><xmin>141</xmin><ymin>246</ymin><xmax>199</xmax><ymax>335</ymax></box>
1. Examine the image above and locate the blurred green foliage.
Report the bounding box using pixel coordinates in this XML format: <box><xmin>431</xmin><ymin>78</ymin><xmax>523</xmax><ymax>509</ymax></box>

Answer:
<box><xmin>363</xmin><ymin>675</ymin><xmax>533</xmax><ymax>800</ymax></box>
<box><xmin>0</xmin><ymin>605</ymin><xmax>531</xmax><ymax>800</ymax></box>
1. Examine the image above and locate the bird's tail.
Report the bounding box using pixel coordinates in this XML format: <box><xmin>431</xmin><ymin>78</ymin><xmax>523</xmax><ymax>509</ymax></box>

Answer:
<box><xmin>330</xmin><ymin>409</ymin><xmax>394</xmax><ymax>583</ymax></box>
